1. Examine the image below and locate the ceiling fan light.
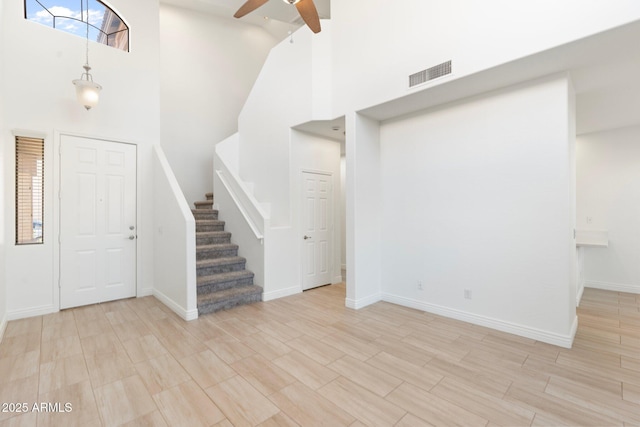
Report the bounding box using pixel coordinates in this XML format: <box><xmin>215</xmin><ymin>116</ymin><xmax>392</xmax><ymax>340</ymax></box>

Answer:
<box><xmin>283</xmin><ymin>0</ymin><xmax>301</xmax><ymax>4</ymax></box>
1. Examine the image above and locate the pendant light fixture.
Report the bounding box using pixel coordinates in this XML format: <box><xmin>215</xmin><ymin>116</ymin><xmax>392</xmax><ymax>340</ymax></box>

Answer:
<box><xmin>72</xmin><ymin>0</ymin><xmax>102</xmax><ymax>110</ymax></box>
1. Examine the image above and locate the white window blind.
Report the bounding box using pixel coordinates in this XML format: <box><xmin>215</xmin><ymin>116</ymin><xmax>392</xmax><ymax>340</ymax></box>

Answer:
<box><xmin>15</xmin><ymin>136</ymin><xmax>44</xmax><ymax>245</ymax></box>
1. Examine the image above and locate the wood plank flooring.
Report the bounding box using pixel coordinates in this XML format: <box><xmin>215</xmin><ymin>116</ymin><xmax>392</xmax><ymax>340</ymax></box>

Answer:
<box><xmin>0</xmin><ymin>284</ymin><xmax>638</xmax><ymax>426</ymax></box>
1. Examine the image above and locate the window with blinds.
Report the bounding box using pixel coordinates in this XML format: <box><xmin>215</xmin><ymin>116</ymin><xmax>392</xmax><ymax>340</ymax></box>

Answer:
<box><xmin>15</xmin><ymin>136</ymin><xmax>44</xmax><ymax>245</ymax></box>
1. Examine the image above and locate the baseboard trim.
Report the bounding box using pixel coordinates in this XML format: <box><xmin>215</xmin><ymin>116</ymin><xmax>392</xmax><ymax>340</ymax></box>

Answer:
<box><xmin>263</xmin><ymin>286</ymin><xmax>300</xmax><ymax>302</ymax></box>
<box><xmin>585</xmin><ymin>280</ymin><xmax>640</xmax><ymax>294</ymax></box>
<box><xmin>152</xmin><ymin>289</ymin><xmax>198</xmax><ymax>321</ymax></box>
<box><xmin>332</xmin><ymin>276</ymin><xmax>344</xmax><ymax>285</ymax></box>
<box><xmin>8</xmin><ymin>304</ymin><xmax>58</xmax><ymax>321</ymax></box>
<box><xmin>345</xmin><ymin>293</ymin><xmax>382</xmax><ymax>310</ymax></box>
<box><xmin>0</xmin><ymin>312</ymin><xmax>8</xmax><ymax>345</ymax></box>
<box><xmin>381</xmin><ymin>293</ymin><xmax>575</xmax><ymax>348</ymax></box>
<box><xmin>576</xmin><ymin>283</ymin><xmax>585</xmax><ymax>307</ymax></box>
<box><xmin>569</xmin><ymin>314</ymin><xmax>579</xmax><ymax>347</ymax></box>
<box><xmin>137</xmin><ymin>288</ymin><xmax>153</xmax><ymax>297</ymax></box>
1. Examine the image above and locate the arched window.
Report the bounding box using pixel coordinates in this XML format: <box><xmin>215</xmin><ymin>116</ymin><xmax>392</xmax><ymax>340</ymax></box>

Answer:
<box><xmin>24</xmin><ymin>0</ymin><xmax>129</xmax><ymax>52</ymax></box>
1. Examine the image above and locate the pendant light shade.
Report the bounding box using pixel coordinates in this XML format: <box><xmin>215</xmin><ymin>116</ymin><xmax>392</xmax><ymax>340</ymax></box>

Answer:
<box><xmin>73</xmin><ymin>65</ymin><xmax>102</xmax><ymax>110</ymax></box>
<box><xmin>72</xmin><ymin>0</ymin><xmax>102</xmax><ymax>110</ymax></box>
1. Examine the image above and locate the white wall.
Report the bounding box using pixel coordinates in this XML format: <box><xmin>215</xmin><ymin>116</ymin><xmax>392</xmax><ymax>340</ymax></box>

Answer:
<box><xmin>378</xmin><ymin>74</ymin><xmax>577</xmax><ymax>346</ymax></box>
<box><xmin>577</xmin><ymin>125</ymin><xmax>640</xmax><ymax>294</ymax></box>
<box><xmin>238</xmin><ymin>22</ymin><xmax>332</xmax><ymax>226</ymax></box>
<box><xmin>332</xmin><ymin>0</ymin><xmax>640</xmax><ymax>115</ymax></box>
<box><xmin>346</xmin><ymin>113</ymin><xmax>382</xmax><ymax>308</ymax></box>
<box><xmin>0</xmin><ymin>0</ymin><xmax>6</xmax><ymax>340</ymax></box>
<box><xmin>238</xmin><ymin>31</ymin><xmax>313</xmax><ymax>226</ymax></box>
<box><xmin>153</xmin><ymin>146</ymin><xmax>197</xmax><ymax>320</ymax></box>
<box><xmin>340</xmin><ymin>156</ymin><xmax>346</xmax><ymax>272</ymax></box>
<box><xmin>159</xmin><ymin>5</ymin><xmax>281</xmax><ymax>206</ymax></box>
<box><xmin>1</xmin><ymin>0</ymin><xmax>160</xmax><ymax>319</ymax></box>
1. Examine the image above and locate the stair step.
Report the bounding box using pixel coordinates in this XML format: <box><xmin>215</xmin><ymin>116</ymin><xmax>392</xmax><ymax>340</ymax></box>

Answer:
<box><xmin>196</xmin><ymin>220</ymin><xmax>225</xmax><ymax>232</ymax></box>
<box><xmin>194</xmin><ymin>200</ymin><xmax>214</xmax><ymax>210</ymax></box>
<box><xmin>197</xmin><ymin>270</ymin><xmax>255</xmax><ymax>294</ymax></box>
<box><xmin>196</xmin><ymin>243</ymin><xmax>238</xmax><ymax>260</ymax></box>
<box><xmin>196</xmin><ymin>231</ymin><xmax>231</xmax><ymax>246</ymax></box>
<box><xmin>192</xmin><ymin>209</ymin><xmax>218</xmax><ymax>220</ymax></box>
<box><xmin>197</xmin><ymin>285</ymin><xmax>262</xmax><ymax>315</ymax></box>
<box><xmin>193</xmin><ymin>191</ymin><xmax>261</xmax><ymax>316</ymax></box>
<box><xmin>197</xmin><ymin>256</ymin><xmax>246</xmax><ymax>275</ymax></box>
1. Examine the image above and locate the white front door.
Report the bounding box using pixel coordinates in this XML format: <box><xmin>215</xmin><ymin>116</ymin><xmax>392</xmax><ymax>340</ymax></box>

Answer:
<box><xmin>302</xmin><ymin>171</ymin><xmax>333</xmax><ymax>290</ymax></box>
<box><xmin>60</xmin><ymin>135</ymin><xmax>137</xmax><ymax>309</ymax></box>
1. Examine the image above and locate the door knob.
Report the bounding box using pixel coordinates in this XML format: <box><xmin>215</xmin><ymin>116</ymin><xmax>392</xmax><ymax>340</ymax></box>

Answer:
<box><xmin>128</xmin><ymin>235</ymin><xmax>135</xmax><ymax>240</ymax></box>
<box><xmin>303</xmin><ymin>235</ymin><xmax>311</xmax><ymax>240</ymax></box>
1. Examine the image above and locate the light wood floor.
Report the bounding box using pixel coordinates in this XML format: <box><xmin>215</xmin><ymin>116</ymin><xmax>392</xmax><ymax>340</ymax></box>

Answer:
<box><xmin>0</xmin><ymin>284</ymin><xmax>639</xmax><ymax>426</ymax></box>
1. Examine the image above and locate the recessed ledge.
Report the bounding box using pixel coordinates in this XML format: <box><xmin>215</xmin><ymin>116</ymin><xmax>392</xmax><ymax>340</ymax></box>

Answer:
<box><xmin>576</xmin><ymin>230</ymin><xmax>608</xmax><ymax>248</ymax></box>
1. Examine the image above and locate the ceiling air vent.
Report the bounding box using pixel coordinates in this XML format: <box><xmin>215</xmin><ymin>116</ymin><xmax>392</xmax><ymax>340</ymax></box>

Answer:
<box><xmin>409</xmin><ymin>60</ymin><xmax>452</xmax><ymax>88</ymax></box>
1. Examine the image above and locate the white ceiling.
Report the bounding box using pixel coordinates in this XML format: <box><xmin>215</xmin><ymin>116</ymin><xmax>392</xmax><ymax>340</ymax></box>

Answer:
<box><xmin>293</xmin><ymin>117</ymin><xmax>346</xmax><ymax>143</ymax></box>
<box><xmin>573</xmin><ymin>55</ymin><xmax>640</xmax><ymax>135</ymax></box>
<box><xmin>160</xmin><ymin>0</ymin><xmax>330</xmax><ymax>28</ymax></box>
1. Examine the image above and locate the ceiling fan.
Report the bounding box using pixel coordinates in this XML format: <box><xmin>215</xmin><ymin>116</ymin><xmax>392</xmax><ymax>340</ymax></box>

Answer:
<box><xmin>234</xmin><ymin>0</ymin><xmax>321</xmax><ymax>34</ymax></box>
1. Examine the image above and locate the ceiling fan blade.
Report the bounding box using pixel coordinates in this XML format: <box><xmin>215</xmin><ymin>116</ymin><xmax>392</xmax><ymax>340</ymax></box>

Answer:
<box><xmin>234</xmin><ymin>0</ymin><xmax>270</xmax><ymax>18</ymax></box>
<box><xmin>295</xmin><ymin>0</ymin><xmax>321</xmax><ymax>33</ymax></box>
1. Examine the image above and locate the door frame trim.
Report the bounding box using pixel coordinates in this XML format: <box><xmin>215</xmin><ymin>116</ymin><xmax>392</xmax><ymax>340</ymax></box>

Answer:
<box><xmin>53</xmin><ymin>131</ymin><xmax>141</xmax><ymax>310</ymax></box>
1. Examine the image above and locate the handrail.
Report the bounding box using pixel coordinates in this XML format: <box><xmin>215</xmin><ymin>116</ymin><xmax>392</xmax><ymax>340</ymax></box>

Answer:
<box><xmin>215</xmin><ymin>168</ymin><xmax>265</xmax><ymax>242</ymax></box>
<box><xmin>214</xmin><ymin>133</ymin><xmax>270</xmax><ymax>244</ymax></box>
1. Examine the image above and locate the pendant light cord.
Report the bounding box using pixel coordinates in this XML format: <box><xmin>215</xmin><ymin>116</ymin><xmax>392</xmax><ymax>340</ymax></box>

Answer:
<box><xmin>84</xmin><ymin>0</ymin><xmax>89</xmax><ymax>66</ymax></box>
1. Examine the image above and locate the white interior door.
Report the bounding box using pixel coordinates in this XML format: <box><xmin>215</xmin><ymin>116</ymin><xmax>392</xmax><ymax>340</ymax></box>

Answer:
<box><xmin>302</xmin><ymin>171</ymin><xmax>333</xmax><ymax>290</ymax></box>
<box><xmin>60</xmin><ymin>135</ymin><xmax>137</xmax><ymax>309</ymax></box>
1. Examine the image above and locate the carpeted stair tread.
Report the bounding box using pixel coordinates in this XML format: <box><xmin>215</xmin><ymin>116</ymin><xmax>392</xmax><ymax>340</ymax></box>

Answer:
<box><xmin>197</xmin><ymin>270</ymin><xmax>254</xmax><ymax>286</ymax></box>
<box><xmin>195</xmin><ymin>220</ymin><xmax>226</xmax><ymax>232</ymax></box>
<box><xmin>197</xmin><ymin>243</ymin><xmax>239</xmax><ymax>251</ymax></box>
<box><xmin>192</xmin><ymin>209</ymin><xmax>219</xmax><ymax>219</ymax></box>
<box><xmin>197</xmin><ymin>270</ymin><xmax>255</xmax><ymax>294</ymax></box>
<box><xmin>196</xmin><ymin>243</ymin><xmax>239</xmax><ymax>260</ymax></box>
<box><xmin>196</xmin><ymin>256</ymin><xmax>247</xmax><ymax>276</ymax></box>
<box><xmin>197</xmin><ymin>256</ymin><xmax>246</xmax><ymax>269</ymax></box>
<box><xmin>196</xmin><ymin>231</ymin><xmax>231</xmax><ymax>238</ymax></box>
<box><xmin>194</xmin><ymin>200</ymin><xmax>214</xmax><ymax>209</ymax></box>
<box><xmin>197</xmin><ymin>284</ymin><xmax>262</xmax><ymax>304</ymax></box>
<box><xmin>192</xmin><ymin>208</ymin><xmax>217</xmax><ymax>213</ymax></box>
<box><xmin>197</xmin><ymin>285</ymin><xmax>262</xmax><ymax>315</ymax></box>
<box><xmin>193</xmin><ymin>191</ymin><xmax>261</xmax><ymax>315</ymax></box>
<box><xmin>196</xmin><ymin>231</ymin><xmax>231</xmax><ymax>245</ymax></box>
<box><xmin>196</xmin><ymin>220</ymin><xmax>225</xmax><ymax>226</ymax></box>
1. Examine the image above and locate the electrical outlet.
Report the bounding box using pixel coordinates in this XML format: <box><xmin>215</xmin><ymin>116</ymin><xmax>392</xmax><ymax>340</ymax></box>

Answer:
<box><xmin>417</xmin><ymin>281</ymin><xmax>423</xmax><ymax>291</ymax></box>
<box><xmin>464</xmin><ymin>289</ymin><xmax>472</xmax><ymax>299</ymax></box>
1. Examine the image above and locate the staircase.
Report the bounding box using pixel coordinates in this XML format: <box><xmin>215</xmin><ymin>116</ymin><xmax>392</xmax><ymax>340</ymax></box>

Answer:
<box><xmin>194</xmin><ymin>192</ymin><xmax>262</xmax><ymax>315</ymax></box>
